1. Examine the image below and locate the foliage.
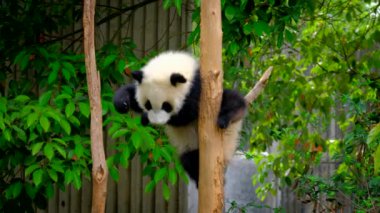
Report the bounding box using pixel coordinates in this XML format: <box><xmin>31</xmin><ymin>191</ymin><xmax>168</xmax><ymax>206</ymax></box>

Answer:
<box><xmin>0</xmin><ymin>44</ymin><xmax>92</xmax><ymax>211</ymax></box>
<box><xmin>0</xmin><ymin>0</ymin><xmax>186</xmax><ymax>211</ymax></box>
<box><xmin>2</xmin><ymin>0</ymin><xmax>379</xmax><ymax>211</ymax></box>
<box><xmin>189</xmin><ymin>0</ymin><xmax>380</xmax><ymax>211</ymax></box>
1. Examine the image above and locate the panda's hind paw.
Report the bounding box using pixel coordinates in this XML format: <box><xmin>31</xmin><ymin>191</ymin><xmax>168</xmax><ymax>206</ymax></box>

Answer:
<box><xmin>217</xmin><ymin>117</ymin><xmax>229</xmax><ymax>129</ymax></box>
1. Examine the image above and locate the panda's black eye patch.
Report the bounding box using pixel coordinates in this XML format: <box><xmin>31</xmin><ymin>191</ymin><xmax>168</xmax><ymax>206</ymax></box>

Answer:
<box><xmin>144</xmin><ymin>100</ymin><xmax>152</xmax><ymax>110</ymax></box>
<box><xmin>162</xmin><ymin>102</ymin><xmax>172</xmax><ymax>112</ymax></box>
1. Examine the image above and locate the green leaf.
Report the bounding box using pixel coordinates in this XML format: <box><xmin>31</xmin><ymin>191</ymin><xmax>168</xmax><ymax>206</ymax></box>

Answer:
<box><xmin>72</xmin><ymin>172</ymin><xmax>82</xmax><ymax>190</ymax></box>
<box><xmin>62</xmin><ymin>62</ymin><xmax>75</xmax><ymax>73</ymax></box>
<box><xmin>79</xmin><ymin>102</ymin><xmax>90</xmax><ymax>118</ymax></box>
<box><xmin>14</xmin><ymin>95</ymin><xmax>30</xmax><ymax>103</ymax></box>
<box><xmin>120</xmin><ymin>149</ymin><xmax>130</xmax><ymax>168</ymax></box>
<box><xmin>103</xmin><ymin>54</ymin><xmax>117</xmax><ymax>67</ymax></box>
<box><xmin>162</xmin><ymin>182</ymin><xmax>171</xmax><ymax>200</ymax></box>
<box><xmin>145</xmin><ymin>180</ymin><xmax>156</xmax><ymax>193</ymax></box>
<box><xmin>45</xmin><ymin>183</ymin><xmax>54</xmax><ymax>198</ymax></box>
<box><xmin>27</xmin><ymin>113</ymin><xmax>39</xmax><ymax>127</ymax></box>
<box><xmin>25</xmin><ymin>183</ymin><xmax>37</xmax><ymax>199</ymax></box>
<box><xmin>44</xmin><ymin>143</ymin><xmax>54</xmax><ymax>160</ymax></box>
<box><xmin>375</xmin><ymin>145</ymin><xmax>380</xmax><ymax>175</ymax></box>
<box><xmin>48</xmin><ymin>68</ymin><xmax>59</xmax><ymax>84</ymax></box>
<box><xmin>45</xmin><ymin>110</ymin><xmax>61</xmax><ymax>122</ymax></box>
<box><xmin>229</xmin><ymin>42</ymin><xmax>239</xmax><ymax>55</ymax></box>
<box><xmin>31</xmin><ymin>142</ymin><xmax>44</xmax><ymax>155</ymax></box>
<box><xmin>0</xmin><ymin>98</ymin><xmax>6</xmax><ymax>113</ymax></box>
<box><xmin>33</xmin><ymin>169</ymin><xmax>44</xmax><ymax>186</ymax></box>
<box><xmin>0</xmin><ymin>115</ymin><xmax>5</xmax><ymax>130</ymax></box>
<box><xmin>253</xmin><ymin>21</ymin><xmax>270</xmax><ymax>36</ymax></box>
<box><xmin>62</xmin><ymin>67</ymin><xmax>71</xmax><ymax>81</ymax></box>
<box><xmin>160</xmin><ymin>148</ymin><xmax>172</xmax><ymax>162</ymax></box>
<box><xmin>64</xmin><ymin>170</ymin><xmax>73</xmax><ymax>184</ymax></box>
<box><xmin>50</xmin><ymin>162</ymin><xmax>65</xmax><ymax>173</ymax></box>
<box><xmin>13</xmin><ymin>182</ymin><xmax>23</xmax><ymax>198</ymax></box>
<box><xmin>109</xmin><ymin>166</ymin><xmax>120</xmax><ymax>181</ymax></box>
<box><xmin>117</xmin><ymin>60</ymin><xmax>126</xmax><ymax>73</ymax></box>
<box><xmin>168</xmin><ymin>169</ymin><xmax>177</xmax><ymax>185</ymax></box>
<box><xmin>39</xmin><ymin>115</ymin><xmax>50</xmax><ymax>132</ymax></box>
<box><xmin>52</xmin><ymin>143</ymin><xmax>66</xmax><ymax>158</ymax></box>
<box><xmin>243</xmin><ymin>23</ymin><xmax>255</xmax><ymax>35</ymax></box>
<box><xmin>13</xmin><ymin>126</ymin><xmax>27</xmax><ymax>142</ymax></box>
<box><xmin>14</xmin><ymin>50</ymin><xmax>30</xmax><ymax>70</ymax></box>
<box><xmin>174</xmin><ymin>0</ymin><xmax>181</xmax><ymax>16</ymax></box>
<box><xmin>60</xmin><ymin>119</ymin><xmax>71</xmax><ymax>135</ymax></box>
<box><xmin>65</xmin><ymin>102</ymin><xmax>76</xmax><ymax>117</ymax></box>
<box><xmin>163</xmin><ymin>0</ymin><xmax>171</xmax><ymax>9</ymax></box>
<box><xmin>25</xmin><ymin>164</ymin><xmax>40</xmax><ymax>177</ymax></box>
<box><xmin>225</xmin><ymin>6</ymin><xmax>237</xmax><ymax>21</ymax></box>
<box><xmin>131</xmin><ymin>131</ymin><xmax>142</xmax><ymax>149</ymax></box>
<box><xmin>39</xmin><ymin>91</ymin><xmax>52</xmax><ymax>106</ymax></box>
<box><xmin>4</xmin><ymin>129</ymin><xmax>11</xmax><ymax>141</ymax></box>
<box><xmin>48</xmin><ymin>169</ymin><xmax>58</xmax><ymax>182</ymax></box>
<box><xmin>240</xmin><ymin>0</ymin><xmax>248</xmax><ymax>9</ymax></box>
<box><xmin>367</xmin><ymin>123</ymin><xmax>380</xmax><ymax>147</ymax></box>
<box><xmin>154</xmin><ymin>168</ymin><xmax>167</xmax><ymax>183</ymax></box>
<box><xmin>112</xmin><ymin>128</ymin><xmax>129</xmax><ymax>139</ymax></box>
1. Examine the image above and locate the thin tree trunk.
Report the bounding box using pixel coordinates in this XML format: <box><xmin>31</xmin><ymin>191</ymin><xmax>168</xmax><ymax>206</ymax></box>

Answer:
<box><xmin>198</xmin><ymin>0</ymin><xmax>224</xmax><ymax>212</ymax></box>
<box><xmin>83</xmin><ymin>1</ymin><xmax>108</xmax><ymax>212</ymax></box>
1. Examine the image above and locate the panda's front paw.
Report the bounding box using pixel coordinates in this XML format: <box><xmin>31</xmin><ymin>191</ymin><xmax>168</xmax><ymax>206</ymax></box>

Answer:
<box><xmin>141</xmin><ymin>113</ymin><xmax>150</xmax><ymax>126</ymax></box>
<box><xmin>114</xmin><ymin>86</ymin><xmax>132</xmax><ymax>114</ymax></box>
<box><xmin>217</xmin><ymin>117</ymin><xmax>229</xmax><ymax>129</ymax></box>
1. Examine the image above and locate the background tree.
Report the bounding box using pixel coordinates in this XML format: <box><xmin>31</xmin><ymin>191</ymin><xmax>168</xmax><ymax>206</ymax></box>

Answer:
<box><xmin>83</xmin><ymin>0</ymin><xmax>108</xmax><ymax>212</ymax></box>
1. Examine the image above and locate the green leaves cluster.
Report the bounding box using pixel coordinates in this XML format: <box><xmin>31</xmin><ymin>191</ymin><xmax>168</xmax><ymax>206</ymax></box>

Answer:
<box><xmin>105</xmin><ymin>114</ymin><xmax>188</xmax><ymax>201</ymax></box>
<box><xmin>212</xmin><ymin>0</ymin><xmax>380</xmax><ymax>211</ymax></box>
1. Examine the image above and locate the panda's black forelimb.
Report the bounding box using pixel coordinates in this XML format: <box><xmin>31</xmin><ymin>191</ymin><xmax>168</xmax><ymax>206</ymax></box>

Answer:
<box><xmin>217</xmin><ymin>89</ymin><xmax>247</xmax><ymax>129</ymax></box>
<box><xmin>180</xmin><ymin>149</ymin><xmax>199</xmax><ymax>188</ymax></box>
<box><xmin>141</xmin><ymin>113</ymin><xmax>150</xmax><ymax>126</ymax></box>
<box><xmin>113</xmin><ymin>84</ymin><xmax>143</xmax><ymax>114</ymax></box>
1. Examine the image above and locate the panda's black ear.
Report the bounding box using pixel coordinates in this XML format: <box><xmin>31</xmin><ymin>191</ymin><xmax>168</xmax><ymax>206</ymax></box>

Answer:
<box><xmin>170</xmin><ymin>73</ymin><xmax>187</xmax><ymax>86</ymax></box>
<box><xmin>132</xmin><ymin>70</ymin><xmax>143</xmax><ymax>84</ymax></box>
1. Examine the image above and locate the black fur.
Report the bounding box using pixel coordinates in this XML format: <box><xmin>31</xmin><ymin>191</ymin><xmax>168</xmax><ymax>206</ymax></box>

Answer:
<box><xmin>141</xmin><ymin>113</ymin><xmax>149</xmax><ymax>126</ymax></box>
<box><xmin>180</xmin><ymin>150</ymin><xmax>199</xmax><ymax>187</ymax></box>
<box><xmin>132</xmin><ymin>70</ymin><xmax>143</xmax><ymax>83</ymax></box>
<box><xmin>167</xmin><ymin>70</ymin><xmax>201</xmax><ymax>126</ymax></box>
<box><xmin>170</xmin><ymin>73</ymin><xmax>187</xmax><ymax>86</ymax></box>
<box><xmin>217</xmin><ymin>90</ymin><xmax>247</xmax><ymax>129</ymax></box>
<box><xmin>113</xmin><ymin>85</ymin><xmax>143</xmax><ymax>114</ymax></box>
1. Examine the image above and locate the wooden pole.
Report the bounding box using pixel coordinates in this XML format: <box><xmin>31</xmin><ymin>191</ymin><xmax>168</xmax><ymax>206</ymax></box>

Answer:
<box><xmin>83</xmin><ymin>0</ymin><xmax>109</xmax><ymax>212</ymax></box>
<box><xmin>198</xmin><ymin>0</ymin><xmax>224</xmax><ymax>212</ymax></box>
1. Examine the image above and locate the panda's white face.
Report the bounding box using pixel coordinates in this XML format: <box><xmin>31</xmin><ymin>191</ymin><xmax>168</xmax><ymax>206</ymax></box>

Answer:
<box><xmin>134</xmin><ymin>51</ymin><xmax>198</xmax><ymax>125</ymax></box>
<box><xmin>137</xmin><ymin>83</ymin><xmax>177</xmax><ymax>124</ymax></box>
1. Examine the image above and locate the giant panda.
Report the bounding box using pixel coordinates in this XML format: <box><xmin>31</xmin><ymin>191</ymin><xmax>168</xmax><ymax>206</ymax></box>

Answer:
<box><xmin>113</xmin><ymin>51</ymin><xmax>247</xmax><ymax>186</ymax></box>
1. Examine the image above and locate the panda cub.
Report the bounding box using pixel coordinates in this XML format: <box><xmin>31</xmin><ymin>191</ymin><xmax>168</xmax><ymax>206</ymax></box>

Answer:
<box><xmin>113</xmin><ymin>51</ymin><xmax>247</xmax><ymax>186</ymax></box>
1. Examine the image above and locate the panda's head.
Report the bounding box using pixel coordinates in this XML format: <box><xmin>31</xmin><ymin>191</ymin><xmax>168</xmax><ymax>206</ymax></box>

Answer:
<box><xmin>133</xmin><ymin>52</ymin><xmax>199</xmax><ymax>125</ymax></box>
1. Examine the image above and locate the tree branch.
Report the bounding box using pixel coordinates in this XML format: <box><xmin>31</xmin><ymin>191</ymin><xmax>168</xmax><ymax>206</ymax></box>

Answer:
<box><xmin>49</xmin><ymin>0</ymin><xmax>158</xmax><ymax>44</ymax></box>
<box><xmin>244</xmin><ymin>66</ymin><xmax>273</xmax><ymax>104</ymax></box>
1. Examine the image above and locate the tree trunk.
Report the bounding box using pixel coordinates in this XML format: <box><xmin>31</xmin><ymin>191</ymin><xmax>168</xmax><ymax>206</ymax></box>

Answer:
<box><xmin>83</xmin><ymin>1</ymin><xmax>109</xmax><ymax>212</ymax></box>
<box><xmin>198</xmin><ymin>0</ymin><xmax>224</xmax><ymax>212</ymax></box>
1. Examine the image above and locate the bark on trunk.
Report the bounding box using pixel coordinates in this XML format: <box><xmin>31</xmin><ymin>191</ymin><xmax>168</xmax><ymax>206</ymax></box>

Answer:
<box><xmin>83</xmin><ymin>0</ymin><xmax>109</xmax><ymax>212</ymax></box>
<box><xmin>198</xmin><ymin>0</ymin><xmax>224</xmax><ymax>212</ymax></box>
